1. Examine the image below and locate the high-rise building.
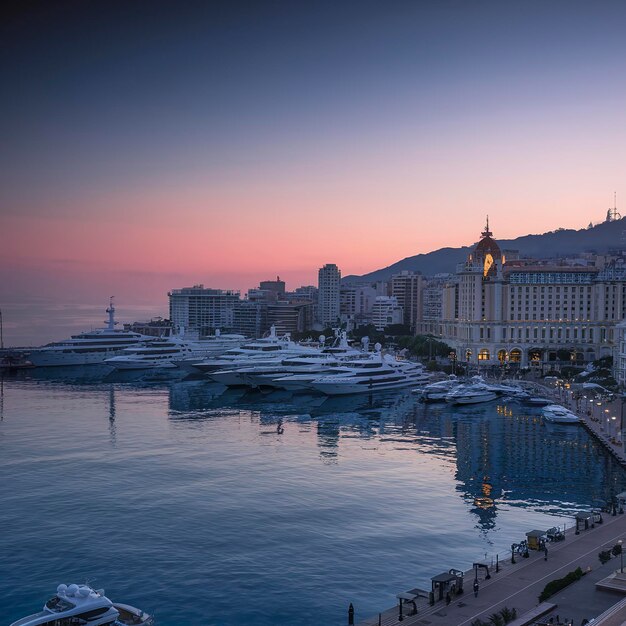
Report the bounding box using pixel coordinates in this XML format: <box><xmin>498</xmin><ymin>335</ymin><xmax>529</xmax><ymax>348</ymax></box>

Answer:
<box><xmin>169</xmin><ymin>285</ymin><xmax>240</xmax><ymax>335</ymax></box>
<box><xmin>391</xmin><ymin>271</ymin><xmax>423</xmax><ymax>332</ymax></box>
<box><xmin>318</xmin><ymin>263</ymin><xmax>341</xmax><ymax>326</ymax></box>
<box><xmin>371</xmin><ymin>296</ymin><xmax>404</xmax><ymax>331</ymax></box>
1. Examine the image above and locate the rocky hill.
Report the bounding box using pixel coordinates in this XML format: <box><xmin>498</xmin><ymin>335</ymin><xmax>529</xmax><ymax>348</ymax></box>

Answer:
<box><xmin>343</xmin><ymin>217</ymin><xmax>626</xmax><ymax>283</ymax></box>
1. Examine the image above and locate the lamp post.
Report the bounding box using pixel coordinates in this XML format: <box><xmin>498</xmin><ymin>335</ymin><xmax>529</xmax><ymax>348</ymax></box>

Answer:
<box><xmin>619</xmin><ymin>539</ymin><xmax>624</xmax><ymax>574</ymax></box>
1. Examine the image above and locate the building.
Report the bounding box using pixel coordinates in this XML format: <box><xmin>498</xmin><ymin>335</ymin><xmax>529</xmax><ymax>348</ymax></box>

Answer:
<box><xmin>616</xmin><ymin>319</ymin><xmax>626</xmax><ymax>389</ymax></box>
<box><xmin>232</xmin><ymin>301</ymin><xmax>266</xmax><ymax>338</ymax></box>
<box><xmin>259</xmin><ymin>277</ymin><xmax>286</xmax><ymax>298</ymax></box>
<box><xmin>420</xmin><ymin>274</ymin><xmax>453</xmax><ymax>336</ymax></box>
<box><xmin>318</xmin><ymin>263</ymin><xmax>341</xmax><ymax>326</ymax></box>
<box><xmin>391</xmin><ymin>270</ymin><xmax>423</xmax><ymax>332</ymax></box>
<box><xmin>169</xmin><ymin>285</ymin><xmax>240</xmax><ymax>335</ymax></box>
<box><xmin>267</xmin><ymin>301</ymin><xmax>312</xmax><ymax>335</ymax></box>
<box><xmin>371</xmin><ymin>296</ymin><xmax>404</xmax><ymax>331</ymax></box>
<box><xmin>124</xmin><ymin>318</ymin><xmax>173</xmax><ymax>337</ymax></box>
<box><xmin>439</xmin><ymin>220</ymin><xmax>626</xmax><ymax>368</ymax></box>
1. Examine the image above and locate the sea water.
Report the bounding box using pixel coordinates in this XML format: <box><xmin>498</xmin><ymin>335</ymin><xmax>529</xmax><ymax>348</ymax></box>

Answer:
<box><xmin>1</xmin><ymin>369</ymin><xmax>624</xmax><ymax>625</ymax></box>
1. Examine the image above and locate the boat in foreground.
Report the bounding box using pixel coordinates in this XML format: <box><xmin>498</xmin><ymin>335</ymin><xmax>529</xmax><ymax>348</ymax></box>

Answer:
<box><xmin>10</xmin><ymin>583</ymin><xmax>153</xmax><ymax>626</ymax></box>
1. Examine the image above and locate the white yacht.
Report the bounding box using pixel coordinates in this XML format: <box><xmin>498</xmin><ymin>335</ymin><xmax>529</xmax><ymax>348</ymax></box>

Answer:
<box><xmin>445</xmin><ymin>382</ymin><xmax>497</xmax><ymax>405</ymax></box>
<box><xmin>220</xmin><ymin>331</ymin><xmax>364</xmax><ymax>389</ymax></box>
<box><xmin>10</xmin><ymin>583</ymin><xmax>153</xmax><ymax>626</ymax></box>
<box><xmin>194</xmin><ymin>326</ymin><xmax>312</xmax><ymax>375</ymax></box>
<box><xmin>28</xmin><ymin>300</ymin><xmax>153</xmax><ymax>367</ymax></box>
<box><xmin>542</xmin><ymin>404</ymin><xmax>580</xmax><ymax>424</ymax></box>
<box><xmin>172</xmin><ymin>329</ymin><xmax>247</xmax><ymax>371</ymax></box>
<box><xmin>309</xmin><ymin>352</ymin><xmax>430</xmax><ymax>395</ymax></box>
<box><xmin>416</xmin><ymin>377</ymin><xmax>459</xmax><ymax>402</ymax></box>
<box><xmin>105</xmin><ymin>329</ymin><xmax>247</xmax><ymax>371</ymax></box>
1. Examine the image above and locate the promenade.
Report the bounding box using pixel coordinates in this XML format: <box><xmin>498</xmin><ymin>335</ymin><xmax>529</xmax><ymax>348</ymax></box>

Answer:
<box><xmin>356</xmin><ymin>383</ymin><xmax>626</xmax><ymax>626</ymax></box>
<box><xmin>357</xmin><ymin>511</ymin><xmax>626</xmax><ymax>626</ymax></box>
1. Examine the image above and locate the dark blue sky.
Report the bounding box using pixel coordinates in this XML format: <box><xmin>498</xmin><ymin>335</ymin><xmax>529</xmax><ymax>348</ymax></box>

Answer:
<box><xmin>1</xmin><ymin>1</ymin><xmax>625</xmax><ymax>343</ymax></box>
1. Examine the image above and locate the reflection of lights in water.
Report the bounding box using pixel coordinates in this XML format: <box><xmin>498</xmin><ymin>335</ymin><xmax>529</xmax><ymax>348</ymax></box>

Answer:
<box><xmin>474</xmin><ymin>481</ymin><xmax>495</xmax><ymax>509</ymax></box>
<box><xmin>496</xmin><ymin>405</ymin><xmax>513</xmax><ymax>417</ymax></box>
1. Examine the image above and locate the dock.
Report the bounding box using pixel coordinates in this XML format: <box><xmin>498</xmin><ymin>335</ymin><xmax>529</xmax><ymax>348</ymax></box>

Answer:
<box><xmin>356</xmin><ymin>385</ymin><xmax>626</xmax><ymax>626</ymax></box>
<box><xmin>356</xmin><ymin>512</ymin><xmax>626</xmax><ymax>626</ymax></box>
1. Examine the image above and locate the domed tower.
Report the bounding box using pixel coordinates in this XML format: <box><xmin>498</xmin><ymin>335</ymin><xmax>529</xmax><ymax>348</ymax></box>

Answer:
<box><xmin>470</xmin><ymin>217</ymin><xmax>504</xmax><ymax>279</ymax></box>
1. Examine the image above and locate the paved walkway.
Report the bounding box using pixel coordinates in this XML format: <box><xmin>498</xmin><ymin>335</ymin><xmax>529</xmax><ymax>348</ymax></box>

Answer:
<box><xmin>357</xmin><ymin>507</ymin><xmax>626</xmax><ymax>626</ymax></box>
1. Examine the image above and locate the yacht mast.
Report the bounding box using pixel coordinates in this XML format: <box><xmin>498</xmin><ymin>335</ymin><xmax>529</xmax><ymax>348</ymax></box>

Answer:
<box><xmin>105</xmin><ymin>297</ymin><xmax>116</xmax><ymax>331</ymax></box>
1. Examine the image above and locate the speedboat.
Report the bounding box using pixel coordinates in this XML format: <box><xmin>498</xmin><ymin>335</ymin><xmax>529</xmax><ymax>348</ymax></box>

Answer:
<box><xmin>28</xmin><ymin>299</ymin><xmax>152</xmax><ymax>367</ymax></box>
<box><xmin>445</xmin><ymin>382</ymin><xmax>497</xmax><ymax>405</ymax></box>
<box><xmin>9</xmin><ymin>583</ymin><xmax>153</xmax><ymax>626</ymax></box>
<box><xmin>309</xmin><ymin>352</ymin><xmax>430</xmax><ymax>395</ymax></box>
<box><xmin>542</xmin><ymin>404</ymin><xmax>580</xmax><ymax>424</ymax></box>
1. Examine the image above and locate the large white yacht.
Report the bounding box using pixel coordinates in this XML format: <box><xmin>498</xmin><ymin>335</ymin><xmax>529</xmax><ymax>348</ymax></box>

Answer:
<box><xmin>309</xmin><ymin>351</ymin><xmax>430</xmax><ymax>395</ymax></box>
<box><xmin>10</xmin><ymin>583</ymin><xmax>153</xmax><ymax>626</ymax></box>
<box><xmin>104</xmin><ymin>329</ymin><xmax>246</xmax><ymax>370</ymax></box>
<box><xmin>213</xmin><ymin>331</ymin><xmax>364</xmax><ymax>388</ymax></box>
<box><xmin>28</xmin><ymin>299</ymin><xmax>152</xmax><ymax>367</ymax></box>
<box><xmin>194</xmin><ymin>326</ymin><xmax>312</xmax><ymax>375</ymax></box>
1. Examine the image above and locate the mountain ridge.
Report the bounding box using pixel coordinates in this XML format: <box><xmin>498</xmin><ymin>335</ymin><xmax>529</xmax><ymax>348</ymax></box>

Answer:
<box><xmin>343</xmin><ymin>218</ymin><xmax>626</xmax><ymax>283</ymax></box>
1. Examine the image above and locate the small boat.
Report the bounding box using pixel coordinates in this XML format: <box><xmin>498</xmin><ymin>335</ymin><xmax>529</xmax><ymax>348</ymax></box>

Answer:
<box><xmin>542</xmin><ymin>404</ymin><xmax>580</xmax><ymax>424</ymax></box>
<box><xmin>10</xmin><ymin>583</ymin><xmax>154</xmax><ymax>626</ymax></box>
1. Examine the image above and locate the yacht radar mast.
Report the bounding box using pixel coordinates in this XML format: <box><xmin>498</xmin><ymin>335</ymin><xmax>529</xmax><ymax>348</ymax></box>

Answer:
<box><xmin>105</xmin><ymin>297</ymin><xmax>118</xmax><ymax>330</ymax></box>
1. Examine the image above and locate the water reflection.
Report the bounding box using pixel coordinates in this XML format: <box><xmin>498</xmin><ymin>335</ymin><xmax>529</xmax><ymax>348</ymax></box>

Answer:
<box><xmin>166</xmin><ymin>385</ymin><xmax>626</xmax><ymax>528</ymax></box>
<box><xmin>6</xmin><ymin>368</ymin><xmax>626</xmax><ymax>532</ymax></box>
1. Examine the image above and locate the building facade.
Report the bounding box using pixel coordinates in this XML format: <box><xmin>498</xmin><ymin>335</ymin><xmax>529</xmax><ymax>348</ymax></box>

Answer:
<box><xmin>439</xmin><ymin>221</ymin><xmax>626</xmax><ymax>368</ymax></box>
<box><xmin>371</xmin><ymin>296</ymin><xmax>404</xmax><ymax>331</ymax></box>
<box><xmin>318</xmin><ymin>263</ymin><xmax>341</xmax><ymax>326</ymax></box>
<box><xmin>169</xmin><ymin>285</ymin><xmax>240</xmax><ymax>335</ymax></box>
<box><xmin>391</xmin><ymin>270</ymin><xmax>423</xmax><ymax>333</ymax></box>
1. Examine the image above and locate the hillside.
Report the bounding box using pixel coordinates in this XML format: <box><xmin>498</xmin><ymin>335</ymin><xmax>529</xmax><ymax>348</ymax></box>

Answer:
<box><xmin>343</xmin><ymin>218</ymin><xmax>626</xmax><ymax>283</ymax></box>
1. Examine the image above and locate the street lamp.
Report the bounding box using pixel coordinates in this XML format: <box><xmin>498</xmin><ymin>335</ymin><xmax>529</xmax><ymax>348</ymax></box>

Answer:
<box><xmin>619</xmin><ymin>539</ymin><xmax>624</xmax><ymax>574</ymax></box>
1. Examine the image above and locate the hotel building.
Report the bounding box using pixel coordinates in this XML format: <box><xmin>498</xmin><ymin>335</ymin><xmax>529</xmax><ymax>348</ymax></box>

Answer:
<box><xmin>439</xmin><ymin>221</ymin><xmax>626</xmax><ymax>368</ymax></box>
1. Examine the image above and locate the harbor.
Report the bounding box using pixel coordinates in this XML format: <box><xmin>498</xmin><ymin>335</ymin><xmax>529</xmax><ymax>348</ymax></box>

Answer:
<box><xmin>2</xmin><ymin>369</ymin><xmax>626</xmax><ymax>625</ymax></box>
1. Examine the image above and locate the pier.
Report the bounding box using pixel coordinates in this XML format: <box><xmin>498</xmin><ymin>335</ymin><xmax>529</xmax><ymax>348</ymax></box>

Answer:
<box><xmin>356</xmin><ymin>512</ymin><xmax>626</xmax><ymax>626</ymax></box>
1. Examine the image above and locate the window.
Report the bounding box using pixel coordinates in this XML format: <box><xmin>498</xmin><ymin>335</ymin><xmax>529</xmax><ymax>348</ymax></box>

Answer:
<box><xmin>478</xmin><ymin>348</ymin><xmax>490</xmax><ymax>361</ymax></box>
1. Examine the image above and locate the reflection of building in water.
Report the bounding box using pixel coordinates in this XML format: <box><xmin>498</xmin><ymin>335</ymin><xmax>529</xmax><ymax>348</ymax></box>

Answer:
<box><xmin>317</xmin><ymin>420</ymin><xmax>340</xmax><ymax>464</ymax></box>
<box><xmin>452</xmin><ymin>404</ymin><xmax>626</xmax><ymax>530</ymax></box>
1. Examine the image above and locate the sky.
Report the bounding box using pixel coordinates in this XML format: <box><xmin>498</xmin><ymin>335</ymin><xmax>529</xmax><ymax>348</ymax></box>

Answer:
<box><xmin>1</xmin><ymin>0</ymin><xmax>626</xmax><ymax>344</ymax></box>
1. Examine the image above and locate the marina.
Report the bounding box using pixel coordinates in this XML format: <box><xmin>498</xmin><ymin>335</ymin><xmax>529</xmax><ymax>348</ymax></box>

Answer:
<box><xmin>2</xmin><ymin>369</ymin><xmax>626</xmax><ymax>625</ymax></box>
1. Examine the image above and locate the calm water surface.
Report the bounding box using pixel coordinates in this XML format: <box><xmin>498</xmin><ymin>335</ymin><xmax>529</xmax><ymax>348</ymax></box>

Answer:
<box><xmin>1</xmin><ymin>368</ymin><xmax>624</xmax><ymax>625</ymax></box>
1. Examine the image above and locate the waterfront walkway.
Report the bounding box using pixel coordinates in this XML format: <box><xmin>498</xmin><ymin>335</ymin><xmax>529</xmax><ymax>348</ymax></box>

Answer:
<box><xmin>356</xmin><ymin>512</ymin><xmax>626</xmax><ymax>626</ymax></box>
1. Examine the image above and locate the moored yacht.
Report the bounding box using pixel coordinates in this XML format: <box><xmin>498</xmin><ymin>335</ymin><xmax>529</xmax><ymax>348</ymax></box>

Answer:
<box><xmin>105</xmin><ymin>330</ymin><xmax>246</xmax><ymax>370</ymax></box>
<box><xmin>28</xmin><ymin>299</ymin><xmax>152</xmax><ymax>367</ymax></box>
<box><xmin>445</xmin><ymin>382</ymin><xmax>497</xmax><ymax>405</ymax></box>
<box><xmin>416</xmin><ymin>377</ymin><xmax>459</xmax><ymax>402</ymax></box>
<box><xmin>542</xmin><ymin>404</ymin><xmax>580</xmax><ymax>424</ymax></box>
<box><xmin>9</xmin><ymin>583</ymin><xmax>153</xmax><ymax>626</ymax></box>
<box><xmin>195</xmin><ymin>326</ymin><xmax>313</xmax><ymax>375</ymax></box>
<box><xmin>309</xmin><ymin>352</ymin><xmax>430</xmax><ymax>395</ymax></box>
